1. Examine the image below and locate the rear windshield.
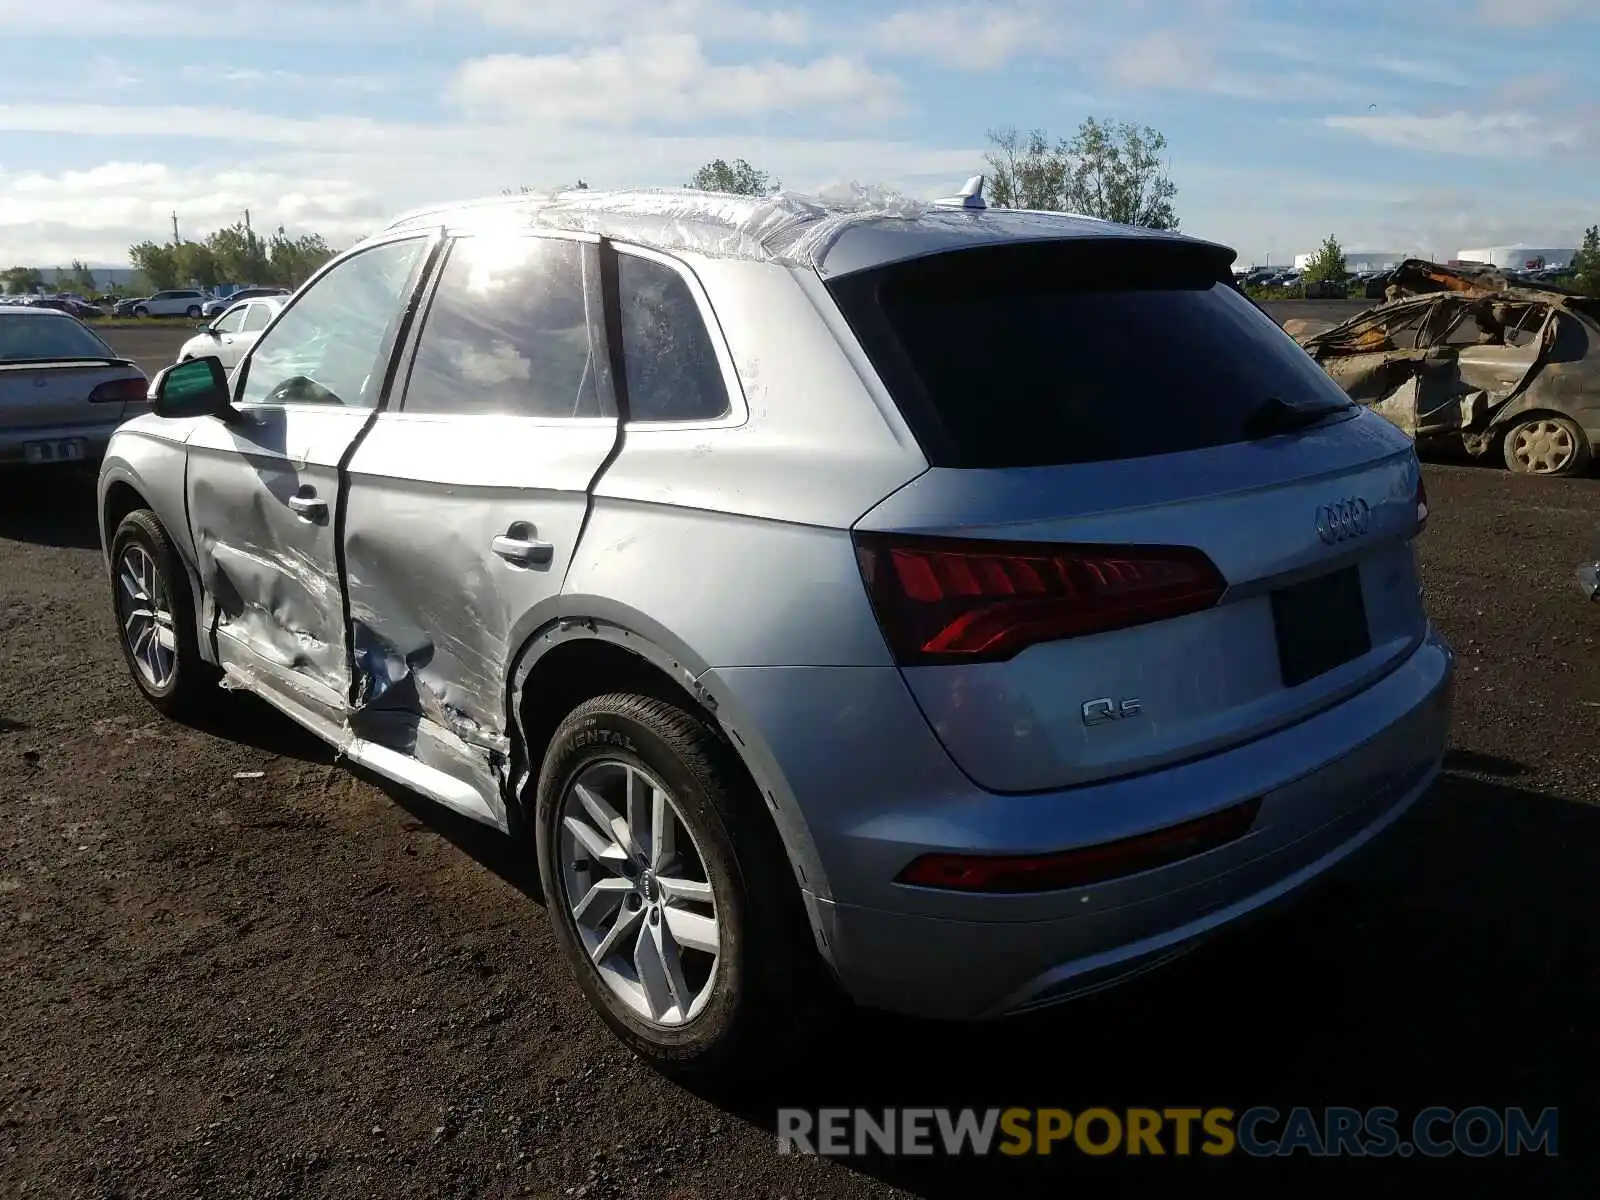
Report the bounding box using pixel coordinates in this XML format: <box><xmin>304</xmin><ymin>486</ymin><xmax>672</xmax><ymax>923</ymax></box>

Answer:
<box><xmin>827</xmin><ymin>240</ymin><xmax>1355</xmax><ymax>468</ymax></box>
<box><xmin>0</xmin><ymin>314</ymin><xmax>115</xmax><ymax>362</ymax></box>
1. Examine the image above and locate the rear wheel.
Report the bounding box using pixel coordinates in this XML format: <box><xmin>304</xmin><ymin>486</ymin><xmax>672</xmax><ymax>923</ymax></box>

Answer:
<box><xmin>1502</xmin><ymin>414</ymin><xmax>1590</xmax><ymax>477</ymax></box>
<box><xmin>534</xmin><ymin>693</ymin><xmax>836</xmax><ymax>1078</ymax></box>
<box><xmin>185</xmin><ymin>305</ymin><xmax>202</xmax><ymax>319</ymax></box>
<box><xmin>109</xmin><ymin>509</ymin><xmax>215</xmax><ymax>715</ymax></box>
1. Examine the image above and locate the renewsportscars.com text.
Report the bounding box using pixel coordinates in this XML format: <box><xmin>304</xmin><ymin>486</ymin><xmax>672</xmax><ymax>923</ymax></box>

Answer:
<box><xmin>777</xmin><ymin>1106</ymin><xmax>1558</xmax><ymax>1159</ymax></box>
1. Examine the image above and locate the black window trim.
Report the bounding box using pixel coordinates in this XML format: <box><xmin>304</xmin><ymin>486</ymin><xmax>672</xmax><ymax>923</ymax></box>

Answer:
<box><xmin>606</xmin><ymin>242</ymin><xmax>747</xmax><ymax>430</ymax></box>
<box><xmin>386</xmin><ymin>228</ymin><xmax>619</xmax><ymax>425</ymax></box>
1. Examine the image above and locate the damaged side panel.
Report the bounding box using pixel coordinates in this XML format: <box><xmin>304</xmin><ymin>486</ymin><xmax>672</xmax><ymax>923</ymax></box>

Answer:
<box><xmin>185</xmin><ymin>405</ymin><xmax>372</xmax><ymax>707</ymax></box>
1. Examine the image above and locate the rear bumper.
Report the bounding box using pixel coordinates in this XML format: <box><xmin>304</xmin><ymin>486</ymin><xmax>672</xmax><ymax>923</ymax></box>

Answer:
<box><xmin>704</xmin><ymin>627</ymin><xmax>1453</xmax><ymax>1020</ymax></box>
<box><xmin>0</xmin><ymin>419</ymin><xmax>125</xmax><ymax>465</ymax></box>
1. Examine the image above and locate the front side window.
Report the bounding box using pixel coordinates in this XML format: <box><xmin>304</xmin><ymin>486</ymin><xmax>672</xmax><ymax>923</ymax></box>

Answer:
<box><xmin>241</xmin><ymin>303</ymin><xmax>273</xmax><ymax>333</ymax></box>
<box><xmin>239</xmin><ymin>237</ymin><xmax>427</xmax><ymax>409</ymax></box>
<box><xmin>616</xmin><ymin>253</ymin><xmax>730</xmax><ymax>423</ymax></box>
<box><xmin>213</xmin><ymin>306</ymin><xmax>248</xmax><ymax>335</ymax></box>
<box><xmin>402</xmin><ymin>235</ymin><xmax>603</xmax><ymax>418</ymax></box>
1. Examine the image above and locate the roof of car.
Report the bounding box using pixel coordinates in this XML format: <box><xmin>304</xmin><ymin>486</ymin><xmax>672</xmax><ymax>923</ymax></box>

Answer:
<box><xmin>379</xmin><ymin>186</ymin><xmax>1232</xmax><ymax>280</ymax></box>
<box><xmin>0</xmin><ymin>305</ymin><xmax>75</xmax><ymax>316</ymax></box>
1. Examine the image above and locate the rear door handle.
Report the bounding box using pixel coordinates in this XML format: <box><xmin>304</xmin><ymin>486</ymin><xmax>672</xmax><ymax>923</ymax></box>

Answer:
<box><xmin>492</xmin><ymin>532</ymin><xmax>554</xmax><ymax>567</ymax></box>
<box><xmin>287</xmin><ymin>493</ymin><xmax>328</xmax><ymax>521</ymax></box>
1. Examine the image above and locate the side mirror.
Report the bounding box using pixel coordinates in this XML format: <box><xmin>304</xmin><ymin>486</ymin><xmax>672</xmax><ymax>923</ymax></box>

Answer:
<box><xmin>197</xmin><ymin>321</ymin><xmax>214</xmax><ymax>332</ymax></box>
<box><xmin>150</xmin><ymin>356</ymin><xmax>235</xmax><ymax>420</ymax></box>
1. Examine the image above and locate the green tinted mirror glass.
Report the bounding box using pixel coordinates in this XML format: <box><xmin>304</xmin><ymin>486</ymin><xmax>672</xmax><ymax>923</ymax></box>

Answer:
<box><xmin>157</xmin><ymin>357</ymin><xmax>227</xmax><ymax>416</ymax></box>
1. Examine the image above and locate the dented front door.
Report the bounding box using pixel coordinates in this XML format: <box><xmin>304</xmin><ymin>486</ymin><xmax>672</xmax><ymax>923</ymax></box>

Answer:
<box><xmin>340</xmin><ymin>232</ymin><xmax>619</xmax><ymax>770</ymax></box>
<box><xmin>185</xmin><ymin>233</ymin><xmax>436</xmax><ymax>719</ymax></box>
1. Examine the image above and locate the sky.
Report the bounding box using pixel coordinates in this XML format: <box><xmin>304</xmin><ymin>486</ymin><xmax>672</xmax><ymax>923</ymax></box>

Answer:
<box><xmin>0</xmin><ymin>0</ymin><xmax>1596</xmax><ymax>270</ymax></box>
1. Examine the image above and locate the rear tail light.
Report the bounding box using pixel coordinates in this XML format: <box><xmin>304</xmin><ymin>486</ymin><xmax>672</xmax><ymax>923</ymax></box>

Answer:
<box><xmin>896</xmin><ymin>798</ymin><xmax>1262</xmax><ymax>893</ymax></box>
<box><xmin>852</xmin><ymin>532</ymin><xmax>1227</xmax><ymax>665</ymax></box>
<box><xmin>87</xmin><ymin>377</ymin><xmax>149</xmax><ymax>404</ymax></box>
<box><xmin>1414</xmin><ymin>472</ymin><xmax>1429</xmax><ymax>530</ymax></box>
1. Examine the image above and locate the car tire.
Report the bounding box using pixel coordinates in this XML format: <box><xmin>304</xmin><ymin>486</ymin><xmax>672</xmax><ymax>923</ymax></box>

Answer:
<box><xmin>185</xmin><ymin>305</ymin><xmax>202</xmax><ymax>319</ymax></box>
<box><xmin>534</xmin><ymin>692</ymin><xmax>838</xmax><ymax>1079</ymax></box>
<box><xmin>133</xmin><ymin>306</ymin><xmax>149</xmax><ymax>318</ymax></box>
<box><xmin>109</xmin><ymin>509</ymin><xmax>216</xmax><ymax>716</ymax></box>
<box><xmin>1501</xmin><ymin>414</ymin><xmax>1591</xmax><ymax>477</ymax></box>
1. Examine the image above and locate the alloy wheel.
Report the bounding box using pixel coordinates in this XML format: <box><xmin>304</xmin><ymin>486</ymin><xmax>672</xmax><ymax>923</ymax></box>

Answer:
<box><xmin>116</xmin><ymin>544</ymin><xmax>178</xmax><ymax>689</ymax></box>
<box><xmin>557</xmin><ymin>760</ymin><xmax>720</xmax><ymax>1027</ymax></box>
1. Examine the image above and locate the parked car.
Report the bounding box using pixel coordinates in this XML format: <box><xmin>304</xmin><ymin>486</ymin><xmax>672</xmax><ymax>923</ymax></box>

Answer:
<box><xmin>112</xmin><ymin>296</ymin><xmax>150</xmax><ymax>317</ymax></box>
<box><xmin>98</xmin><ymin>187</ymin><xmax>1452</xmax><ymax>1076</ymax></box>
<box><xmin>0</xmin><ymin>307</ymin><xmax>147</xmax><ymax>467</ymax></box>
<box><xmin>201</xmin><ymin>287</ymin><xmax>290</xmax><ymax>319</ymax></box>
<box><xmin>1303</xmin><ymin>278</ymin><xmax>1350</xmax><ymax>300</ymax></box>
<box><xmin>1295</xmin><ymin>259</ymin><xmax>1600</xmax><ymax>476</ymax></box>
<box><xmin>177</xmin><ymin>294</ymin><xmax>288</xmax><ymax>370</ymax></box>
<box><xmin>29</xmin><ymin>296</ymin><xmax>103</xmax><ymax>320</ymax></box>
<box><xmin>132</xmin><ymin>289</ymin><xmax>208</xmax><ymax>318</ymax></box>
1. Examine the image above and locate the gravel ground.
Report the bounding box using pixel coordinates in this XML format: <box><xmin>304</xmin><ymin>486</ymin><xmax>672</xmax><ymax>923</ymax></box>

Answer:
<box><xmin>1</xmin><ymin>320</ymin><xmax>1595</xmax><ymax>1196</ymax></box>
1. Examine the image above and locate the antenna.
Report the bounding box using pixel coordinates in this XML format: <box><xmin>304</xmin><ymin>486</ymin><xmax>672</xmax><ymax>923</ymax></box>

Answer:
<box><xmin>934</xmin><ymin>174</ymin><xmax>987</xmax><ymax>210</ymax></box>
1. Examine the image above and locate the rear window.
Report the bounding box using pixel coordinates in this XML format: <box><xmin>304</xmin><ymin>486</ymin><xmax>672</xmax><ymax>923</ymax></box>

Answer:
<box><xmin>0</xmin><ymin>314</ymin><xmax>115</xmax><ymax>362</ymax></box>
<box><xmin>828</xmin><ymin>240</ymin><xmax>1355</xmax><ymax>468</ymax></box>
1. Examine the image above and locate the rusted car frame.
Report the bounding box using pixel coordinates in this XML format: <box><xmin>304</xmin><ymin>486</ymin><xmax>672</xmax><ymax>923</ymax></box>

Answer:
<box><xmin>1294</xmin><ymin>259</ymin><xmax>1600</xmax><ymax>476</ymax></box>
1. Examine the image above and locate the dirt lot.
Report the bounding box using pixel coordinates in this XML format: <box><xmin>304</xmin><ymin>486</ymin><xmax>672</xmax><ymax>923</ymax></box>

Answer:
<box><xmin>2</xmin><ymin>318</ymin><xmax>1596</xmax><ymax>1197</ymax></box>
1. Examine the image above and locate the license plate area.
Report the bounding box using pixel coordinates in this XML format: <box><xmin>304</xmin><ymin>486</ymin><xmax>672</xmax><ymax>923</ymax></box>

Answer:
<box><xmin>1271</xmin><ymin>566</ymin><xmax>1371</xmax><ymax>687</ymax></box>
<box><xmin>23</xmin><ymin>439</ymin><xmax>87</xmax><ymax>464</ymax></box>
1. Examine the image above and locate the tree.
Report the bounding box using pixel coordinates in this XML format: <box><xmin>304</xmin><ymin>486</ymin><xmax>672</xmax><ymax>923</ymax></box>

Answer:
<box><xmin>983</xmin><ymin>118</ymin><xmax>1180</xmax><ymax>229</ymax></box>
<box><xmin>1</xmin><ymin>265</ymin><xmax>43</xmax><ymax>294</ymax></box>
<box><xmin>61</xmin><ymin>260</ymin><xmax>97</xmax><ymax>292</ymax></box>
<box><xmin>174</xmin><ymin>241</ymin><xmax>220</xmax><ymax>289</ymax></box>
<box><xmin>1303</xmin><ymin>235</ymin><xmax>1347</xmax><ymax>283</ymax></box>
<box><xmin>264</xmin><ymin>229</ymin><xmax>335</xmax><ymax>288</ymax></box>
<box><xmin>129</xmin><ymin>241</ymin><xmax>181</xmax><ymax>290</ymax></box>
<box><xmin>1573</xmin><ymin>225</ymin><xmax>1600</xmax><ymax>298</ymax></box>
<box><xmin>204</xmin><ymin>222</ymin><xmax>271</xmax><ymax>285</ymax></box>
<box><xmin>688</xmin><ymin>158</ymin><xmax>777</xmax><ymax>196</ymax></box>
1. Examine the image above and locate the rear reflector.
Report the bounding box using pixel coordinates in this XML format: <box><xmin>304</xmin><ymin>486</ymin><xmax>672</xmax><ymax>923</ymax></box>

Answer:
<box><xmin>87</xmin><ymin>377</ymin><xmax>149</xmax><ymax>404</ymax></box>
<box><xmin>853</xmin><ymin>532</ymin><xmax>1227</xmax><ymax>665</ymax></box>
<box><xmin>896</xmin><ymin>798</ymin><xmax>1263</xmax><ymax>893</ymax></box>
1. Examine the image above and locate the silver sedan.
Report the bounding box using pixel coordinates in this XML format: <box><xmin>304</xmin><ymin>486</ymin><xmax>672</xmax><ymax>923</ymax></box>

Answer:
<box><xmin>0</xmin><ymin>307</ymin><xmax>147</xmax><ymax>467</ymax></box>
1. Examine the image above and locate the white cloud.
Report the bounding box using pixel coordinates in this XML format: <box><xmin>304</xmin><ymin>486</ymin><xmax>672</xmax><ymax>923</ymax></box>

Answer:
<box><xmin>429</xmin><ymin>0</ymin><xmax>811</xmax><ymax>43</ymax></box>
<box><xmin>1473</xmin><ymin>0</ymin><xmax>1594</xmax><ymax>27</ymax></box>
<box><xmin>874</xmin><ymin>5</ymin><xmax>1065</xmax><ymax>70</ymax></box>
<box><xmin>448</xmin><ymin>36</ymin><xmax>903</xmax><ymax>126</ymax></box>
<box><xmin>1320</xmin><ymin>109</ymin><xmax>1594</xmax><ymax>157</ymax></box>
<box><xmin>1107</xmin><ymin>29</ymin><xmax>1355</xmax><ymax>101</ymax></box>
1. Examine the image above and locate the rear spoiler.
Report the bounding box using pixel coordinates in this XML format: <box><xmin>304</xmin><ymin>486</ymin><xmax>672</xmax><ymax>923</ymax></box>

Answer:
<box><xmin>0</xmin><ymin>356</ymin><xmax>139</xmax><ymax>370</ymax></box>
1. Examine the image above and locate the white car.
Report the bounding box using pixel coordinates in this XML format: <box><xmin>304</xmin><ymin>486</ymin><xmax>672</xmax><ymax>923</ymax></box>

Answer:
<box><xmin>201</xmin><ymin>287</ymin><xmax>290</xmax><ymax>319</ymax></box>
<box><xmin>133</xmin><ymin>289</ymin><xmax>209</xmax><ymax>318</ymax></box>
<box><xmin>176</xmin><ymin>295</ymin><xmax>287</xmax><ymax>370</ymax></box>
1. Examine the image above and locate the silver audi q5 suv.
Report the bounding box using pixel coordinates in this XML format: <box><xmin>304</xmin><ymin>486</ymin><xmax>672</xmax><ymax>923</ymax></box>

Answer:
<box><xmin>97</xmin><ymin>184</ymin><xmax>1452</xmax><ymax>1076</ymax></box>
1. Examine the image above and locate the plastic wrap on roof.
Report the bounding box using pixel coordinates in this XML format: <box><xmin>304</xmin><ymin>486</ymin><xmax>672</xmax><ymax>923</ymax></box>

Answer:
<box><xmin>524</xmin><ymin>183</ymin><xmax>930</xmax><ymax>268</ymax></box>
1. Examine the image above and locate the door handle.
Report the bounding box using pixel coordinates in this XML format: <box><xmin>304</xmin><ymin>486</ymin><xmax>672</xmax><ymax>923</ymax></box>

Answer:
<box><xmin>492</xmin><ymin>532</ymin><xmax>554</xmax><ymax>567</ymax></box>
<box><xmin>287</xmin><ymin>493</ymin><xmax>328</xmax><ymax>521</ymax></box>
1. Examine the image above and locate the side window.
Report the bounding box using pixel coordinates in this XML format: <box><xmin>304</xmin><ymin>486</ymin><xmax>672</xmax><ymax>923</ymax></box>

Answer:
<box><xmin>401</xmin><ymin>235</ymin><xmax>603</xmax><ymax>418</ymax></box>
<box><xmin>239</xmin><ymin>237</ymin><xmax>427</xmax><ymax>409</ymax></box>
<box><xmin>241</xmin><ymin>303</ymin><xmax>272</xmax><ymax>333</ymax></box>
<box><xmin>213</xmin><ymin>306</ymin><xmax>247</xmax><ymax>335</ymax></box>
<box><xmin>616</xmin><ymin>253</ymin><xmax>731</xmax><ymax>423</ymax></box>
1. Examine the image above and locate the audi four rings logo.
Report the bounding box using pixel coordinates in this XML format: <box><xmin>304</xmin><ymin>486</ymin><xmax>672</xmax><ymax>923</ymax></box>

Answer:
<box><xmin>1316</xmin><ymin>498</ymin><xmax>1371</xmax><ymax>544</ymax></box>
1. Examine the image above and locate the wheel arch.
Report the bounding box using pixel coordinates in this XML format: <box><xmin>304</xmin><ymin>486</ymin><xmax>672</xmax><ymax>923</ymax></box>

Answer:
<box><xmin>99</xmin><ymin>461</ymin><xmax>212</xmax><ymax>663</ymax></box>
<box><xmin>504</xmin><ymin>615</ymin><xmax>835</xmax><ymax>950</ymax></box>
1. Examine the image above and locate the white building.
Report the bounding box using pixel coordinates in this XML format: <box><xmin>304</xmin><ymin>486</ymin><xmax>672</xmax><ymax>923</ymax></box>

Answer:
<box><xmin>1455</xmin><ymin>244</ymin><xmax>1575</xmax><ymax>271</ymax></box>
<box><xmin>1292</xmin><ymin>250</ymin><xmax>1406</xmax><ymax>273</ymax></box>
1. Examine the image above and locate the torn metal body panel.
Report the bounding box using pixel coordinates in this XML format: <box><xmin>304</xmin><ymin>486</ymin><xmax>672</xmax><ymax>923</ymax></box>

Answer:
<box><xmin>1296</xmin><ymin>260</ymin><xmax>1600</xmax><ymax>474</ymax></box>
<box><xmin>185</xmin><ymin>405</ymin><xmax>366</xmax><ymax>701</ymax></box>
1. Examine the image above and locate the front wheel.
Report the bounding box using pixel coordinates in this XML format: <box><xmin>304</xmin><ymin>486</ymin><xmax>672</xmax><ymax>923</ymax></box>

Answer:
<box><xmin>534</xmin><ymin>693</ymin><xmax>836</xmax><ymax>1078</ymax></box>
<box><xmin>109</xmin><ymin>509</ymin><xmax>216</xmax><ymax>715</ymax></box>
<box><xmin>132</xmin><ymin>306</ymin><xmax>149</xmax><ymax>318</ymax></box>
<box><xmin>1502</xmin><ymin>414</ymin><xmax>1590</xmax><ymax>477</ymax></box>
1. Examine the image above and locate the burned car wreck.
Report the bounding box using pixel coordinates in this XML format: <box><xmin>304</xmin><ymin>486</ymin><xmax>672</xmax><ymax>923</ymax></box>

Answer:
<box><xmin>1292</xmin><ymin>259</ymin><xmax>1600</xmax><ymax>477</ymax></box>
